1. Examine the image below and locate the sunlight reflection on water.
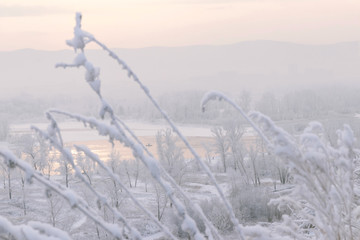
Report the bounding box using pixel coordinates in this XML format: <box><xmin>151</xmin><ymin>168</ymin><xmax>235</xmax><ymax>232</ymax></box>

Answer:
<box><xmin>10</xmin><ymin>121</ymin><xmax>216</xmax><ymax>161</ymax></box>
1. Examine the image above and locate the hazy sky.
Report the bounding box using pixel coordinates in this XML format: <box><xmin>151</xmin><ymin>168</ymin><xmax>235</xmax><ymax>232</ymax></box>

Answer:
<box><xmin>0</xmin><ymin>0</ymin><xmax>359</xmax><ymax>50</ymax></box>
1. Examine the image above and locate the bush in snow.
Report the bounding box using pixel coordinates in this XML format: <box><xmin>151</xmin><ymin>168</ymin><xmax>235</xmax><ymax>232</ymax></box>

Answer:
<box><xmin>200</xmin><ymin>198</ymin><xmax>234</xmax><ymax>233</ymax></box>
<box><xmin>266</xmin><ymin>120</ymin><xmax>360</xmax><ymax>239</ymax></box>
<box><xmin>230</xmin><ymin>184</ymin><xmax>284</xmax><ymax>223</ymax></box>
<box><xmin>202</xmin><ymin>91</ymin><xmax>360</xmax><ymax>239</ymax></box>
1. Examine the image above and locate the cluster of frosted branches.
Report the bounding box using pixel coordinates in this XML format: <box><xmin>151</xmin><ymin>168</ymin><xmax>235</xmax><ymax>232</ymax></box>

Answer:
<box><xmin>0</xmin><ymin>147</ymin><xmax>128</xmax><ymax>239</ymax></box>
<box><xmin>270</xmin><ymin>121</ymin><xmax>360</xmax><ymax>240</ymax></box>
<box><xmin>55</xmin><ymin>45</ymin><xmax>203</xmax><ymax>240</ymax></box>
<box><xmin>0</xmin><ymin>215</ymin><xmax>71</xmax><ymax>240</ymax></box>
<box><xmin>1</xmin><ymin>12</ymin><xmax>201</xmax><ymax>240</ymax></box>
<box><xmin>202</xmin><ymin>91</ymin><xmax>360</xmax><ymax>240</ymax></box>
<box><xmin>55</xmin><ymin>12</ymin><xmax>252</xmax><ymax>240</ymax></box>
<box><xmin>0</xmin><ymin>12</ymin><xmax>288</xmax><ymax>240</ymax></box>
<box><xmin>63</xmin><ymin>14</ymin><xmax>247</xmax><ymax>240</ymax></box>
<box><xmin>11</xmin><ymin>12</ymin><xmax>230</xmax><ymax>240</ymax></box>
<box><xmin>1</xmin><ymin>12</ymin><xmax>357</xmax><ymax>240</ymax></box>
<box><xmin>31</xmin><ymin>115</ymin><xmax>143</xmax><ymax>239</ymax></box>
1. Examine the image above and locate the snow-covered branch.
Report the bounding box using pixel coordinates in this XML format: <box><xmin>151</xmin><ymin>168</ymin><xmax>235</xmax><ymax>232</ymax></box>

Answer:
<box><xmin>0</xmin><ymin>216</ymin><xmax>72</xmax><ymax>240</ymax></box>
<box><xmin>4</xmin><ymin>11</ymin><xmax>358</xmax><ymax>240</ymax></box>
<box><xmin>86</xmin><ymin>24</ymin><xmax>246</xmax><ymax>240</ymax></box>
<box><xmin>201</xmin><ymin>91</ymin><xmax>272</xmax><ymax>148</ymax></box>
<box><xmin>31</xmin><ymin>114</ymin><xmax>142</xmax><ymax>240</ymax></box>
<box><xmin>74</xmin><ymin>144</ymin><xmax>177</xmax><ymax>240</ymax></box>
<box><xmin>0</xmin><ymin>148</ymin><xmax>126</xmax><ymax>239</ymax></box>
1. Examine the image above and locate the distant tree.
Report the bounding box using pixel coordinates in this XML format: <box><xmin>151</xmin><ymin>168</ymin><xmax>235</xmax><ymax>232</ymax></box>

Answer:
<box><xmin>211</xmin><ymin>126</ymin><xmax>229</xmax><ymax>173</ymax></box>
<box><xmin>138</xmin><ymin>162</ymin><xmax>152</xmax><ymax>192</ymax></box>
<box><xmin>10</xmin><ymin>133</ymin><xmax>51</xmax><ymax>174</ymax></box>
<box><xmin>0</xmin><ymin>162</ymin><xmax>6</xmax><ymax>189</ymax></box>
<box><xmin>56</xmin><ymin>155</ymin><xmax>71</xmax><ymax>188</ymax></box>
<box><xmin>256</xmin><ymin>92</ymin><xmax>279</xmax><ymax>120</ymax></box>
<box><xmin>3</xmin><ymin>163</ymin><xmax>12</xmax><ymax>200</ymax></box>
<box><xmin>121</xmin><ymin>158</ymin><xmax>140</xmax><ymax>188</ymax></box>
<box><xmin>248</xmin><ymin>146</ymin><xmax>261</xmax><ymax>186</ymax></box>
<box><xmin>121</xmin><ymin>159</ymin><xmax>134</xmax><ymax>188</ymax></box>
<box><xmin>224</xmin><ymin>120</ymin><xmax>247</xmax><ymax>174</ymax></box>
<box><xmin>0</xmin><ymin>119</ymin><xmax>9</xmax><ymax>141</ymax></box>
<box><xmin>76</xmin><ymin>152</ymin><xmax>95</xmax><ymax>185</ymax></box>
<box><xmin>46</xmin><ymin>190</ymin><xmax>65</xmax><ymax>228</ymax></box>
<box><xmin>106</xmin><ymin>150</ymin><xmax>123</xmax><ymax>208</ymax></box>
<box><xmin>156</xmin><ymin>129</ymin><xmax>187</xmax><ymax>185</ymax></box>
<box><xmin>237</xmin><ymin>90</ymin><xmax>252</xmax><ymax>113</ymax></box>
<box><xmin>153</xmin><ymin>181</ymin><xmax>168</xmax><ymax>221</ymax></box>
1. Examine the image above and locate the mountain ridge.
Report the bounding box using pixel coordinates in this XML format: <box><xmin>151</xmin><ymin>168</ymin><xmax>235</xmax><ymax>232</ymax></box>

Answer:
<box><xmin>1</xmin><ymin>40</ymin><xmax>359</xmax><ymax>100</ymax></box>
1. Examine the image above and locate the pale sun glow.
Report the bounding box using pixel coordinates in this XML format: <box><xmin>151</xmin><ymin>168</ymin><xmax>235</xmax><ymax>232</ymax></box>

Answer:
<box><xmin>0</xmin><ymin>0</ymin><xmax>359</xmax><ymax>50</ymax></box>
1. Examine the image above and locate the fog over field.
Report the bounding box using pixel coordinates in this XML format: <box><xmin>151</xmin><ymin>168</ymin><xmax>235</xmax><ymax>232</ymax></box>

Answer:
<box><xmin>2</xmin><ymin>40</ymin><xmax>360</xmax><ymax>125</ymax></box>
<box><xmin>1</xmin><ymin>41</ymin><xmax>359</xmax><ymax>101</ymax></box>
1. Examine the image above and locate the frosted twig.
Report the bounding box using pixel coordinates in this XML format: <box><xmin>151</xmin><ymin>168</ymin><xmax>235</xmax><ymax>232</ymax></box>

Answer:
<box><xmin>201</xmin><ymin>91</ymin><xmax>272</xmax><ymax>148</ymax></box>
<box><xmin>0</xmin><ymin>215</ymin><xmax>72</xmax><ymax>240</ymax></box>
<box><xmin>0</xmin><ymin>148</ymin><xmax>125</xmax><ymax>239</ymax></box>
<box><xmin>54</xmin><ymin>13</ymin><xmax>213</xmax><ymax>238</ymax></box>
<box><xmin>115</xmin><ymin>116</ymin><xmax>222</xmax><ymax>240</ymax></box>
<box><xmin>31</xmin><ymin>116</ymin><xmax>142</xmax><ymax>240</ymax></box>
<box><xmin>48</xmin><ymin>110</ymin><xmax>205</xmax><ymax>240</ymax></box>
<box><xmin>89</xmin><ymin>34</ymin><xmax>245</xmax><ymax>240</ymax></box>
<box><xmin>74</xmin><ymin>144</ymin><xmax>177</xmax><ymax>240</ymax></box>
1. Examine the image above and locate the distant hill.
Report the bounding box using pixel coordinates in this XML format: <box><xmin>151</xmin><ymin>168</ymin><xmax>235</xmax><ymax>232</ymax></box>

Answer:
<box><xmin>1</xmin><ymin>40</ymin><xmax>359</xmax><ymax>100</ymax></box>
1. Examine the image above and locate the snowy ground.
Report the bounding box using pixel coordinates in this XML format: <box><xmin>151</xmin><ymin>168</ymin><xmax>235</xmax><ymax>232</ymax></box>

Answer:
<box><xmin>0</xmin><ymin>168</ymin><xmax>249</xmax><ymax>239</ymax></box>
<box><xmin>3</xmin><ymin>120</ymin><xmax>274</xmax><ymax>239</ymax></box>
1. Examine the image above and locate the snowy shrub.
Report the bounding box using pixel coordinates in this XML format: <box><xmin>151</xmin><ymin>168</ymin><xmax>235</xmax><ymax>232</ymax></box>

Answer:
<box><xmin>230</xmin><ymin>185</ymin><xmax>284</xmax><ymax>223</ymax></box>
<box><xmin>200</xmin><ymin>198</ymin><xmax>234</xmax><ymax>233</ymax></box>
<box><xmin>265</xmin><ymin>120</ymin><xmax>360</xmax><ymax>240</ymax></box>
<box><xmin>156</xmin><ymin>128</ymin><xmax>187</xmax><ymax>185</ymax></box>
<box><xmin>202</xmin><ymin>91</ymin><xmax>360</xmax><ymax>240</ymax></box>
<box><xmin>133</xmin><ymin>220</ymin><xmax>161</xmax><ymax>238</ymax></box>
<box><xmin>0</xmin><ymin>216</ymin><xmax>71</xmax><ymax>240</ymax></box>
<box><xmin>169</xmin><ymin>204</ymin><xmax>206</xmax><ymax>239</ymax></box>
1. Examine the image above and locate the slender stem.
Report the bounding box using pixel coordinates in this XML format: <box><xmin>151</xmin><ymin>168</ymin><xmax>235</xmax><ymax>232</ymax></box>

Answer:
<box><xmin>90</xmin><ymin>37</ymin><xmax>245</xmax><ymax>240</ymax></box>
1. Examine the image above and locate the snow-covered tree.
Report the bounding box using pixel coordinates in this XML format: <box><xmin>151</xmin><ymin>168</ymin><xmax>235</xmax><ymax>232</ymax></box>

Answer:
<box><xmin>156</xmin><ymin>128</ymin><xmax>187</xmax><ymax>185</ymax></box>
<box><xmin>202</xmin><ymin>91</ymin><xmax>360</xmax><ymax>240</ymax></box>
<box><xmin>211</xmin><ymin>126</ymin><xmax>229</xmax><ymax>173</ymax></box>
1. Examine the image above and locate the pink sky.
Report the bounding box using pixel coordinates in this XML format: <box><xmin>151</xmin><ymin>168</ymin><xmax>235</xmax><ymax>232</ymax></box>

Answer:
<box><xmin>0</xmin><ymin>0</ymin><xmax>359</xmax><ymax>50</ymax></box>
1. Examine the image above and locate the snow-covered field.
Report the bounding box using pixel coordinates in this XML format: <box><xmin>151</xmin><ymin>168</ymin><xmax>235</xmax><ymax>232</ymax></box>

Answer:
<box><xmin>3</xmin><ymin>119</ymin><xmax>274</xmax><ymax>240</ymax></box>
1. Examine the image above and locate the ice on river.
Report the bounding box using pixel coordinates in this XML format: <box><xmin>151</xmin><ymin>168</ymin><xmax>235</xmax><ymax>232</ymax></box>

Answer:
<box><xmin>10</xmin><ymin>120</ymin><xmax>216</xmax><ymax>143</ymax></box>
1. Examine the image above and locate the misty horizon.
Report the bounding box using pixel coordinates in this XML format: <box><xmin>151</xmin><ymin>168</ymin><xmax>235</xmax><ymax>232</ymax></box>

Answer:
<box><xmin>1</xmin><ymin>39</ymin><xmax>359</xmax><ymax>101</ymax></box>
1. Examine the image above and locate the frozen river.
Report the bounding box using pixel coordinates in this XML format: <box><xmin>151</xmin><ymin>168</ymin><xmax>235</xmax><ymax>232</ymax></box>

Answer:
<box><xmin>10</xmin><ymin>121</ymin><xmax>216</xmax><ymax>160</ymax></box>
<box><xmin>10</xmin><ymin>120</ymin><xmax>213</xmax><ymax>142</ymax></box>
<box><xmin>9</xmin><ymin>120</ymin><xmax>256</xmax><ymax>161</ymax></box>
